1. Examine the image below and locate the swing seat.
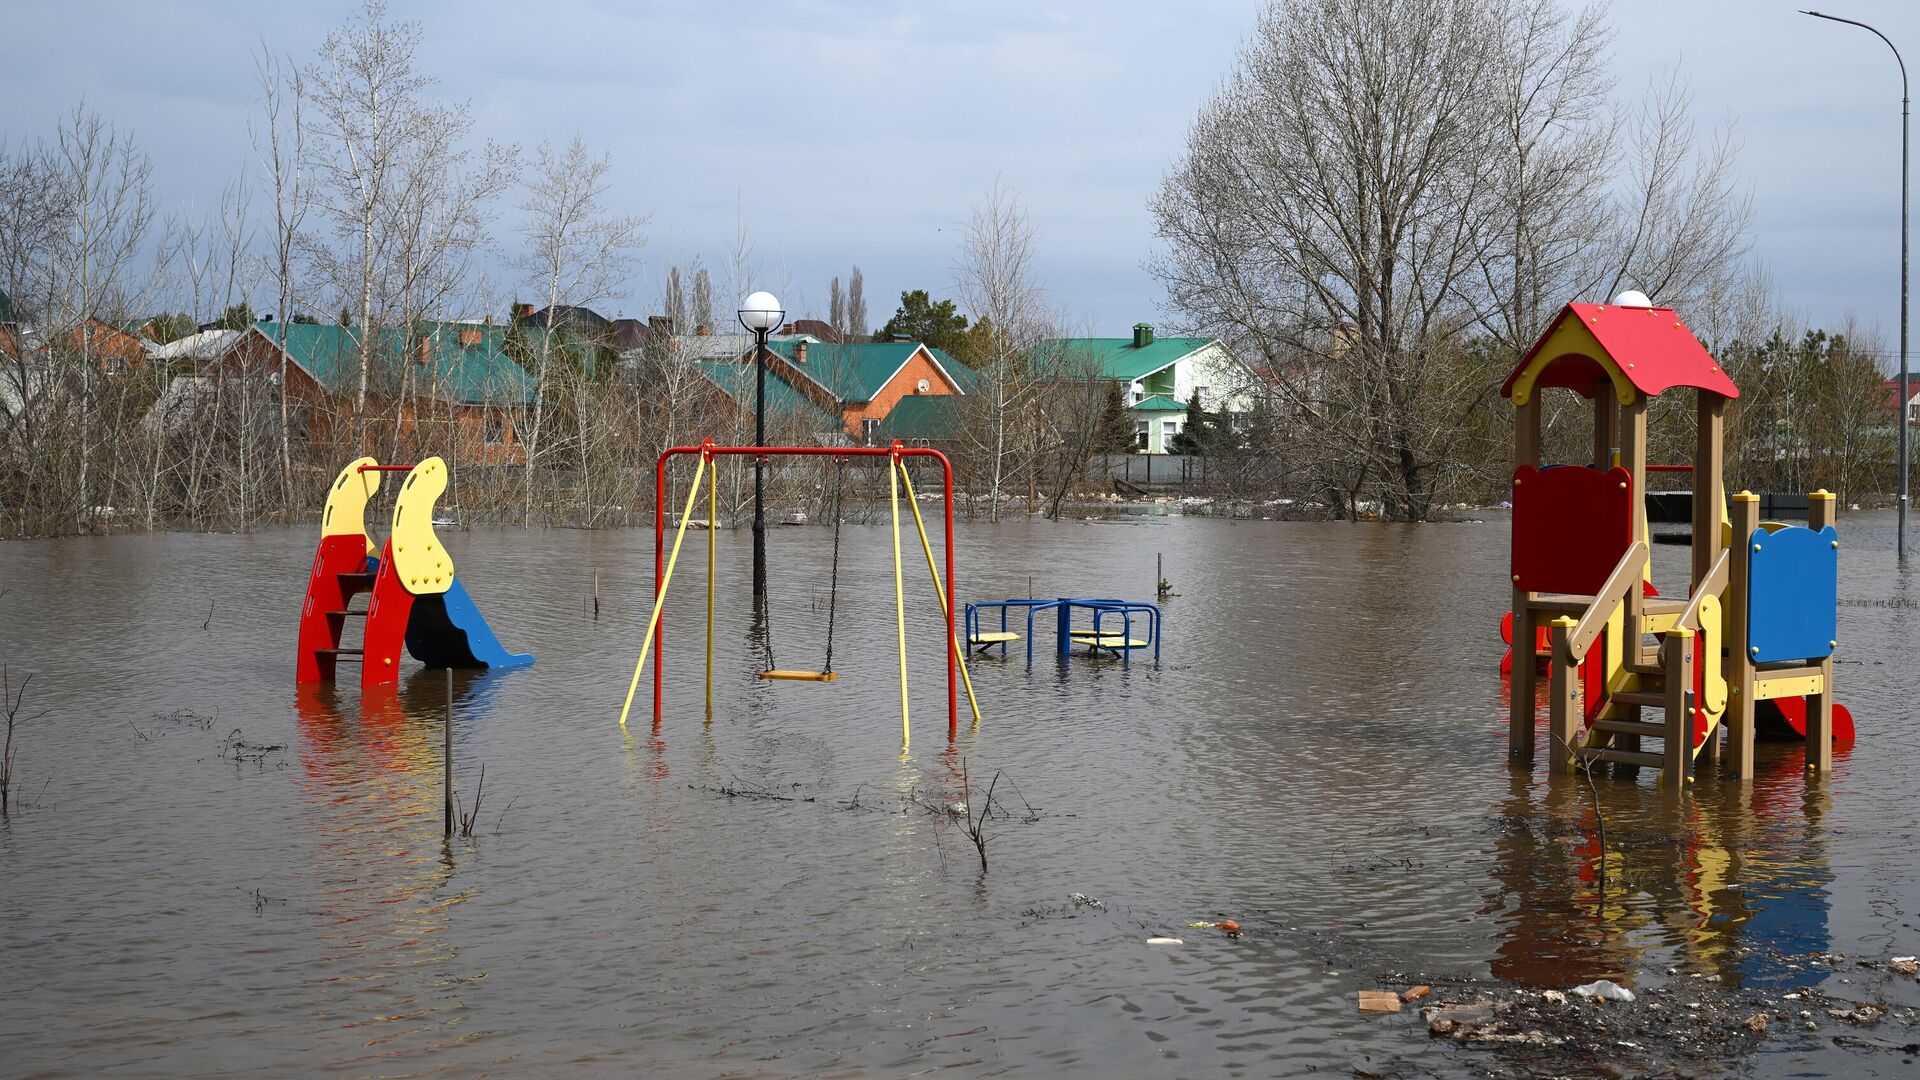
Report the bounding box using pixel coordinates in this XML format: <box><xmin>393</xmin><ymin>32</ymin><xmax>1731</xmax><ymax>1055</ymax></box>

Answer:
<box><xmin>759</xmin><ymin>669</ymin><xmax>840</xmax><ymax>682</ymax></box>
<box><xmin>969</xmin><ymin>631</ymin><xmax>1020</xmax><ymax>645</ymax></box>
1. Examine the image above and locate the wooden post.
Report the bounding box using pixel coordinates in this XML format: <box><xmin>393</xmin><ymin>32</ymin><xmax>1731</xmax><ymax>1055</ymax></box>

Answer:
<box><xmin>1510</xmin><ymin>397</ymin><xmax>1543</xmax><ymax>760</ymax></box>
<box><xmin>1515</xmin><ymin>397</ymin><xmax>1542</xmax><ymax>470</ymax></box>
<box><xmin>1592</xmin><ymin>382</ymin><xmax>1618</xmax><ymax>469</ymax></box>
<box><xmin>444</xmin><ymin>667</ymin><xmax>454</xmax><ymax>836</ymax></box>
<box><xmin>1620</xmin><ymin>396</ymin><xmax>1649</xmax><ymax>660</ymax></box>
<box><xmin>1809</xmin><ymin>487</ymin><xmax>1836</xmax><ymax>532</ymax></box>
<box><xmin>1693</xmin><ymin>394</ymin><xmax>1728</xmax><ymax>589</ymax></box>
<box><xmin>1662</xmin><ymin>626</ymin><xmax>1695</xmax><ymax>794</ymax></box>
<box><xmin>1726</xmin><ymin>492</ymin><xmax>1759</xmax><ymax>779</ymax></box>
<box><xmin>1808</xmin><ymin>656</ymin><xmax>1835</xmax><ymax>775</ymax></box>
<box><xmin>1808</xmin><ymin>488</ymin><xmax>1837</xmax><ymax>776</ymax></box>
<box><xmin>1548</xmin><ymin>617</ymin><xmax>1579</xmax><ymax>771</ymax></box>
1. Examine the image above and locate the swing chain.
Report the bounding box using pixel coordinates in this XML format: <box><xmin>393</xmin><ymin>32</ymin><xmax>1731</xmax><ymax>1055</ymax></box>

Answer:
<box><xmin>822</xmin><ymin>455</ymin><xmax>845</xmax><ymax>675</ymax></box>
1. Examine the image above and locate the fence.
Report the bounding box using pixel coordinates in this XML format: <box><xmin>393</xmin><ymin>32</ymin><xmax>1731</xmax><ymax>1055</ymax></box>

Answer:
<box><xmin>1087</xmin><ymin>453</ymin><xmax>1209</xmax><ymax>491</ymax></box>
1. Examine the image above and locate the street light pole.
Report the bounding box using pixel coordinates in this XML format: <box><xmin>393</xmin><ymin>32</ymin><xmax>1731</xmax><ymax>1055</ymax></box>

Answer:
<box><xmin>738</xmin><ymin>292</ymin><xmax>784</xmax><ymax>602</ymax></box>
<box><xmin>1806</xmin><ymin>10</ymin><xmax>1909</xmax><ymax>558</ymax></box>
<box><xmin>752</xmin><ymin>322</ymin><xmax>768</xmax><ymax>600</ymax></box>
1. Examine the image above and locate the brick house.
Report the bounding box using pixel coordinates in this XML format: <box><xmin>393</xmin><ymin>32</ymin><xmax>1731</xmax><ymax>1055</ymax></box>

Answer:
<box><xmin>210</xmin><ymin>321</ymin><xmax>536</xmax><ymax>466</ymax></box>
<box><xmin>755</xmin><ymin>338</ymin><xmax>973</xmax><ymax>443</ymax></box>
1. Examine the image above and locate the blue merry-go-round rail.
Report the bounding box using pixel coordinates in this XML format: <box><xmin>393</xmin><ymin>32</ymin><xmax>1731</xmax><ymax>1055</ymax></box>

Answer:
<box><xmin>964</xmin><ymin>597</ymin><xmax>1161</xmax><ymax>664</ymax></box>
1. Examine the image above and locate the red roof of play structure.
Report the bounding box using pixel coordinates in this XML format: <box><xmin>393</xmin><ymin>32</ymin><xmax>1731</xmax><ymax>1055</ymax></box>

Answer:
<box><xmin>1501</xmin><ymin>302</ymin><xmax>1739</xmax><ymax>401</ymax></box>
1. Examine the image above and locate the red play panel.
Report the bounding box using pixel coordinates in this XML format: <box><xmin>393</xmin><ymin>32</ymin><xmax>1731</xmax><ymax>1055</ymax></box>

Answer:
<box><xmin>1510</xmin><ymin>465</ymin><xmax>1635</xmax><ymax>596</ymax></box>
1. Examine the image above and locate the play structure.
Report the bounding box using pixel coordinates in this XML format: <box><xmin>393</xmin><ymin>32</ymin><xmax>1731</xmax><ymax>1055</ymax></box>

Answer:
<box><xmin>965</xmin><ymin>598</ymin><xmax>1162</xmax><ymax>663</ymax></box>
<box><xmin>297</xmin><ymin>456</ymin><xmax>533</xmax><ymax>688</ymax></box>
<box><xmin>616</xmin><ymin>440</ymin><xmax>982</xmax><ymax>746</ymax></box>
<box><xmin>1502</xmin><ymin>294</ymin><xmax>1851</xmax><ymax>792</ymax></box>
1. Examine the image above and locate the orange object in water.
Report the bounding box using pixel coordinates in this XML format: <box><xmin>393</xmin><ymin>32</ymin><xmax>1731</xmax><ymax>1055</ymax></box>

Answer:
<box><xmin>1218</xmin><ymin>920</ymin><xmax>1241</xmax><ymax>935</ymax></box>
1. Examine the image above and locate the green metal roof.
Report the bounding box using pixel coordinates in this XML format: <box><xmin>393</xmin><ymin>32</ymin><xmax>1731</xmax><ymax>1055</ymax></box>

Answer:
<box><xmin>1130</xmin><ymin>394</ymin><xmax>1185</xmax><ymax>412</ymax></box>
<box><xmin>765</xmin><ymin>340</ymin><xmax>969</xmax><ymax>403</ymax></box>
<box><xmin>694</xmin><ymin>360</ymin><xmax>842</xmax><ymax>430</ymax></box>
<box><xmin>257</xmin><ymin>321</ymin><xmax>536</xmax><ymax>406</ymax></box>
<box><xmin>878</xmin><ymin>394</ymin><xmax>966</xmax><ymax>441</ymax></box>
<box><xmin>1039</xmin><ymin>335</ymin><xmax>1213</xmax><ymax>381</ymax></box>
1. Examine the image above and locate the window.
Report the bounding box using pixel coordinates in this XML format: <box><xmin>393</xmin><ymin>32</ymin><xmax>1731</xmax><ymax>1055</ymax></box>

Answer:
<box><xmin>862</xmin><ymin>417</ymin><xmax>880</xmax><ymax>444</ymax></box>
<box><xmin>1195</xmin><ymin>385</ymin><xmax>1209</xmax><ymax>407</ymax></box>
<box><xmin>1134</xmin><ymin>420</ymin><xmax>1149</xmax><ymax>450</ymax></box>
<box><xmin>484</xmin><ymin>414</ymin><xmax>505</xmax><ymax>444</ymax></box>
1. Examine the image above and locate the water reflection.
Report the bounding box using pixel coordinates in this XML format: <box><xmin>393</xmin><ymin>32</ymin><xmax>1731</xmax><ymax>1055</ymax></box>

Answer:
<box><xmin>1487</xmin><ymin>745</ymin><xmax>1842</xmax><ymax>992</ymax></box>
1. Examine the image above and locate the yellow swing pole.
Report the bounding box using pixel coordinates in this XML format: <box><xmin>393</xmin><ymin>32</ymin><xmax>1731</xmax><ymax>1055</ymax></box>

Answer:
<box><xmin>618</xmin><ymin>453</ymin><xmax>709</xmax><ymax>729</ymax></box>
<box><xmin>890</xmin><ymin>448</ymin><xmax>911</xmax><ymax>748</ymax></box>
<box><xmin>896</xmin><ymin>461</ymin><xmax>982</xmax><ymax>727</ymax></box>
<box><xmin>705</xmin><ymin>451</ymin><xmax>716</xmax><ymax>721</ymax></box>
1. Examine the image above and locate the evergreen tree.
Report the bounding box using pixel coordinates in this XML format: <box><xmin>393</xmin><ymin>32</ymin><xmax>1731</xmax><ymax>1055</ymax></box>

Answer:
<box><xmin>875</xmin><ymin>289</ymin><xmax>969</xmax><ymax>354</ymax></box>
<box><xmin>1095</xmin><ymin>380</ymin><xmax>1134</xmax><ymax>453</ymax></box>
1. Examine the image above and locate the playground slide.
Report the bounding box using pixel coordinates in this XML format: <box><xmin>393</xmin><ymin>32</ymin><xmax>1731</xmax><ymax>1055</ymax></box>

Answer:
<box><xmin>403</xmin><ymin>576</ymin><xmax>535</xmax><ymax>671</ymax></box>
<box><xmin>1757</xmin><ymin>698</ymin><xmax>1855</xmax><ymax>744</ymax></box>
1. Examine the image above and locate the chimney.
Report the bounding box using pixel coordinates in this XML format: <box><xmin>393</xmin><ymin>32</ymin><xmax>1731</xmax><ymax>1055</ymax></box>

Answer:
<box><xmin>459</xmin><ymin>327</ymin><xmax>482</xmax><ymax>348</ymax></box>
<box><xmin>1133</xmin><ymin>323</ymin><xmax>1154</xmax><ymax>348</ymax></box>
<box><xmin>416</xmin><ymin>337</ymin><xmax>432</xmax><ymax>365</ymax></box>
<box><xmin>794</xmin><ymin>340</ymin><xmax>808</xmax><ymax>365</ymax></box>
<box><xmin>511</xmin><ymin>302</ymin><xmax>534</xmax><ymax>324</ymax></box>
<box><xmin>696</xmin><ymin>323</ymin><xmax>712</xmax><ymax>336</ymax></box>
<box><xmin>890</xmin><ymin>332</ymin><xmax>913</xmax><ymax>343</ymax></box>
<box><xmin>782</xmin><ymin>322</ymin><xmax>797</xmax><ymax>335</ymax></box>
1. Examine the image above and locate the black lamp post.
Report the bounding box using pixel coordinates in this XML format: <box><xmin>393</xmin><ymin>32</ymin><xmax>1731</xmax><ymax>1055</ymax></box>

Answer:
<box><xmin>738</xmin><ymin>290</ymin><xmax>784</xmax><ymax>601</ymax></box>
<box><xmin>1805</xmin><ymin>10</ymin><xmax>1909</xmax><ymax>557</ymax></box>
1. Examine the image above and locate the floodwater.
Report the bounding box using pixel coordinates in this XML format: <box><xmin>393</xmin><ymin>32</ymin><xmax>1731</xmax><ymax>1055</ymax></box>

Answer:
<box><xmin>1</xmin><ymin>509</ymin><xmax>1917</xmax><ymax>1078</ymax></box>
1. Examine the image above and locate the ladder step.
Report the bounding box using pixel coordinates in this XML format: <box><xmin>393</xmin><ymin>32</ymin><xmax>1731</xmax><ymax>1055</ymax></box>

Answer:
<box><xmin>336</xmin><ymin>572</ymin><xmax>376</xmax><ymax>587</ymax></box>
<box><xmin>1591</xmin><ymin>718</ymin><xmax>1667</xmax><ymax>738</ymax></box>
<box><xmin>1580</xmin><ymin>747</ymin><xmax>1666</xmax><ymax>768</ymax></box>
<box><xmin>316</xmin><ymin>648</ymin><xmax>364</xmax><ymax>658</ymax></box>
<box><xmin>1612</xmin><ymin>691</ymin><xmax>1669</xmax><ymax>708</ymax></box>
<box><xmin>327</xmin><ymin>609</ymin><xmax>367</xmax><ymax>618</ymax></box>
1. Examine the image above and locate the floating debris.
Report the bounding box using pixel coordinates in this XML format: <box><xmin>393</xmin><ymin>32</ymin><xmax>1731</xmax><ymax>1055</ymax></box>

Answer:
<box><xmin>1358</xmin><ymin>991</ymin><xmax>1403</xmax><ymax>1014</ymax></box>
<box><xmin>1572</xmin><ymin>979</ymin><xmax>1635</xmax><ymax>1002</ymax></box>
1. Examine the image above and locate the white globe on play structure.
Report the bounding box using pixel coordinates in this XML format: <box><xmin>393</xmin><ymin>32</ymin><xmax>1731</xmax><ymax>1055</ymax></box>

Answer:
<box><xmin>1612</xmin><ymin>289</ymin><xmax>1653</xmax><ymax>308</ymax></box>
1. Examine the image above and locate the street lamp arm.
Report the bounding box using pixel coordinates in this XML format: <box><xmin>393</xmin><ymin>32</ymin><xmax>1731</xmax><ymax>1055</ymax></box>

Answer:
<box><xmin>1804</xmin><ymin>11</ymin><xmax>1909</xmax><ymax>100</ymax></box>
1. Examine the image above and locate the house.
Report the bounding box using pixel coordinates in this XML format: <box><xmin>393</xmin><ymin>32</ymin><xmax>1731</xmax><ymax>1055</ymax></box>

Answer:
<box><xmin>1886</xmin><ymin>379</ymin><xmax>1920</xmax><ymax>427</ymax></box>
<box><xmin>781</xmin><ymin>319</ymin><xmax>845</xmax><ymax>344</ymax></box>
<box><xmin>54</xmin><ymin>317</ymin><xmax>152</xmax><ymax>375</ymax></box>
<box><xmin>688</xmin><ymin>359</ymin><xmax>846</xmax><ymax>442</ymax></box>
<box><xmin>759</xmin><ymin>338</ymin><xmax>973</xmax><ymax>443</ymax></box>
<box><xmin>653</xmin><ymin>332</ymin><xmax>973</xmax><ymax>444</ymax></box>
<box><xmin>1040</xmin><ymin>324</ymin><xmax>1254</xmax><ymax>453</ymax></box>
<box><xmin>210</xmin><ymin>321</ymin><xmax>536</xmax><ymax>466</ymax></box>
<box><xmin>875</xmin><ymin>393</ymin><xmax>966</xmax><ymax>447</ymax></box>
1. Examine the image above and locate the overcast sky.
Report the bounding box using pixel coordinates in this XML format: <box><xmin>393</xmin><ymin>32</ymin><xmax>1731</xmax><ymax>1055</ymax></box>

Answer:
<box><xmin>5</xmin><ymin>0</ymin><xmax>1920</xmax><ymax>361</ymax></box>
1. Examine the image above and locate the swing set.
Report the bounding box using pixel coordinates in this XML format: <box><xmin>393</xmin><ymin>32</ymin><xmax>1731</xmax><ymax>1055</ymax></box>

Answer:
<box><xmin>617</xmin><ymin>440</ymin><xmax>983</xmax><ymax>746</ymax></box>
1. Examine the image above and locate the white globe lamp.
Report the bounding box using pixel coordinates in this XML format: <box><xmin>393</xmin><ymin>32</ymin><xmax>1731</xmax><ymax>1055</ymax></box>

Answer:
<box><xmin>738</xmin><ymin>291</ymin><xmax>785</xmax><ymax>332</ymax></box>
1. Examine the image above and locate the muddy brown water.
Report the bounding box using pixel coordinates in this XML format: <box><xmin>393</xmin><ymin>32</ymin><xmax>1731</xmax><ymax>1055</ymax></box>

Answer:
<box><xmin>1</xmin><ymin>512</ymin><xmax>1917</xmax><ymax>1078</ymax></box>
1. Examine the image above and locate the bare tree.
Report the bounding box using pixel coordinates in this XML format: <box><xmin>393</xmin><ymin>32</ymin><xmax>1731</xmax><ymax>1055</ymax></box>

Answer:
<box><xmin>1152</xmin><ymin>0</ymin><xmax>1755</xmax><ymax>519</ymax></box>
<box><xmin>847</xmin><ymin>265</ymin><xmax>867</xmax><ymax>341</ymax></box>
<box><xmin>253</xmin><ymin>45</ymin><xmax>310</xmax><ymax>504</ymax></box>
<box><xmin>953</xmin><ymin>181</ymin><xmax>1051</xmax><ymax>520</ymax></box>
<box><xmin>304</xmin><ymin>0</ymin><xmax>431</xmax><ymax>414</ymax></box>
<box><xmin>690</xmin><ymin>265</ymin><xmax>712</xmax><ymax>329</ymax></box>
<box><xmin>664</xmin><ymin>265</ymin><xmax>686</xmax><ymax>334</ymax></box>
<box><xmin>45</xmin><ymin>105</ymin><xmax>159</xmax><ymax>531</ymax></box>
<box><xmin>515</xmin><ymin>135</ymin><xmax>646</xmax><ymax>526</ymax></box>
<box><xmin>828</xmin><ymin>275</ymin><xmax>845</xmax><ymax>339</ymax></box>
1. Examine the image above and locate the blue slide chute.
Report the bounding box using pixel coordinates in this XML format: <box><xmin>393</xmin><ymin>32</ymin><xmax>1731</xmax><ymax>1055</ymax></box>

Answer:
<box><xmin>404</xmin><ymin>576</ymin><xmax>535</xmax><ymax>671</ymax></box>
